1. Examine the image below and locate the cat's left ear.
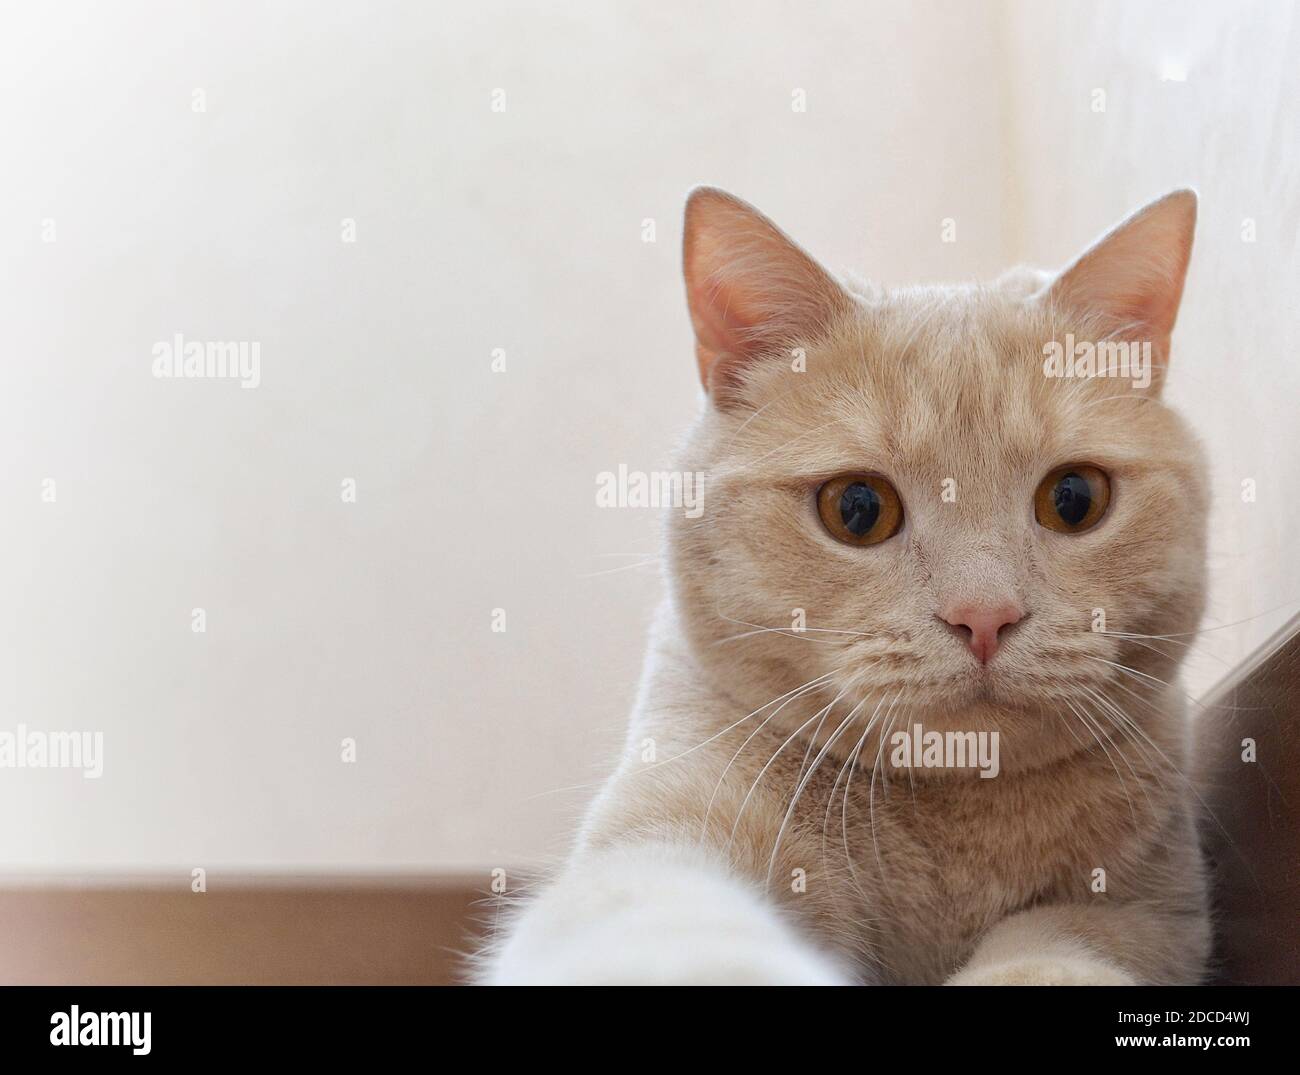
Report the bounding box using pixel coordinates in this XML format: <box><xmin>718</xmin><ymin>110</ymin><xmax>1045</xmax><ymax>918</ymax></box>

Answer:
<box><xmin>683</xmin><ymin>187</ymin><xmax>854</xmax><ymax>405</ymax></box>
<box><xmin>1042</xmin><ymin>189</ymin><xmax>1197</xmax><ymax>391</ymax></box>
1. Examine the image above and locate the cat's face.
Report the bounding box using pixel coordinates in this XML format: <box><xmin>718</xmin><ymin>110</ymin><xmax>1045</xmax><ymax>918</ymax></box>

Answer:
<box><xmin>670</xmin><ymin>189</ymin><xmax>1206</xmax><ymax>761</ymax></box>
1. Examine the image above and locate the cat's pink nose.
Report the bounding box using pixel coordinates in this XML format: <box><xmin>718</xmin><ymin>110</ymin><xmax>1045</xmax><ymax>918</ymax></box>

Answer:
<box><xmin>940</xmin><ymin>603</ymin><xmax>1024</xmax><ymax>664</ymax></box>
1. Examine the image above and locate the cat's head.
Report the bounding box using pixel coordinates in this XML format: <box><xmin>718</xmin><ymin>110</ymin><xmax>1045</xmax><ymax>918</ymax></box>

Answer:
<box><xmin>669</xmin><ymin>187</ymin><xmax>1206</xmax><ymax>762</ymax></box>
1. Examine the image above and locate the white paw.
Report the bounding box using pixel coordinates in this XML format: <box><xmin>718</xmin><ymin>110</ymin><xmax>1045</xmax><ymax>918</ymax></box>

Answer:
<box><xmin>481</xmin><ymin>842</ymin><xmax>851</xmax><ymax>986</ymax></box>
<box><xmin>947</xmin><ymin>953</ymin><xmax>1135</xmax><ymax>986</ymax></box>
<box><xmin>498</xmin><ymin>927</ymin><xmax>849</xmax><ymax>986</ymax></box>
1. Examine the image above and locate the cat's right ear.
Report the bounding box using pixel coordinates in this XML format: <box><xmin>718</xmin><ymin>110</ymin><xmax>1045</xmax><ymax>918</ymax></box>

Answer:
<box><xmin>1040</xmin><ymin>189</ymin><xmax>1197</xmax><ymax>391</ymax></box>
<box><xmin>682</xmin><ymin>187</ymin><xmax>852</xmax><ymax>404</ymax></box>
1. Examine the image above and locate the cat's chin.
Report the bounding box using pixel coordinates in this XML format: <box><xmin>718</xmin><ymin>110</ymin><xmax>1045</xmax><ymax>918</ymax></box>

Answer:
<box><xmin>907</xmin><ymin>673</ymin><xmax>1049</xmax><ymax>724</ymax></box>
<box><xmin>887</xmin><ymin>686</ymin><xmax>1085</xmax><ymax>776</ymax></box>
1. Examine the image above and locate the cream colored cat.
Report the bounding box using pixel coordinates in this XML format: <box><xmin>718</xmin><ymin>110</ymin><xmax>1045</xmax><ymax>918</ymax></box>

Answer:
<box><xmin>482</xmin><ymin>188</ymin><xmax>1209</xmax><ymax>985</ymax></box>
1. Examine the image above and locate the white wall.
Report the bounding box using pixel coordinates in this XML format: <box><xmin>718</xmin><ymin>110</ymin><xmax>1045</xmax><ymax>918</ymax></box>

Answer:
<box><xmin>0</xmin><ymin>1</ymin><xmax>1290</xmax><ymax>874</ymax></box>
<box><xmin>0</xmin><ymin>1</ymin><xmax>1007</xmax><ymax>873</ymax></box>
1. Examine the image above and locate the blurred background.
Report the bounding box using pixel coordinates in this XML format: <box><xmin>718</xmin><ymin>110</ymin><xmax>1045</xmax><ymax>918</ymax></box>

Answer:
<box><xmin>0</xmin><ymin>0</ymin><xmax>1296</xmax><ymax>980</ymax></box>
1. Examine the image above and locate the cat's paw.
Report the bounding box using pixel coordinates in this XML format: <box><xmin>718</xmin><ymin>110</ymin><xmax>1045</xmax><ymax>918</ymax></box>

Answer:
<box><xmin>480</xmin><ymin>841</ymin><xmax>852</xmax><ymax>985</ymax></box>
<box><xmin>946</xmin><ymin>953</ymin><xmax>1135</xmax><ymax>986</ymax></box>
<box><xmin>510</xmin><ymin>929</ymin><xmax>850</xmax><ymax>986</ymax></box>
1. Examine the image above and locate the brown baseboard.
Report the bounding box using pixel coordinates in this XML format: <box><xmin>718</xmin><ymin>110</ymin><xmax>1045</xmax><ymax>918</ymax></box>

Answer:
<box><xmin>0</xmin><ymin>878</ymin><xmax>489</xmax><ymax>985</ymax></box>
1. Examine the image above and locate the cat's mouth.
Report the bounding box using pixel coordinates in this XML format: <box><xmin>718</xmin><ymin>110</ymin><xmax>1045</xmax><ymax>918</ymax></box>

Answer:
<box><xmin>944</xmin><ymin>670</ymin><xmax>1013</xmax><ymax>712</ymax></box>
<box><xmin>926</xmin><ymin>659</ymin><xmax>1046</xmax><ymax>713</ymax></box>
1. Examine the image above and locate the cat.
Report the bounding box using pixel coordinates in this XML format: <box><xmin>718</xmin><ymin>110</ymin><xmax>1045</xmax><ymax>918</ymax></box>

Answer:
<box><xmin>481</xmin><ymin>186</ymin><xmax>1210</xmax><ymax>985</ymax></box>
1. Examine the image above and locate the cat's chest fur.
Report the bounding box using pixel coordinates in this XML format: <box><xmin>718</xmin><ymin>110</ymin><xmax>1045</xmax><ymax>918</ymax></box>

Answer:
<box><xmin>605</xmin><ymin>629</ymin><xmax>1183</xmax><ymax>984</ymax></box>
<box><xmin>821</xmin><ymin>739</ymin><xmax>1167</xmax><ymax>983</ymax></box>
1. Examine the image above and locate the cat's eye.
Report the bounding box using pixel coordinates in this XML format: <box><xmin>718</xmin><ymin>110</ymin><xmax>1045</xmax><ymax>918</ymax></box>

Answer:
<box><xmin>1034</xmin><ymin>464</ymin><xmax>1111</xmax><ymax>534</ymax></box>
<box><xmin>816</xmin><ymin>474</ymin><xmax>904</xmax><ymax>546</ymax></box>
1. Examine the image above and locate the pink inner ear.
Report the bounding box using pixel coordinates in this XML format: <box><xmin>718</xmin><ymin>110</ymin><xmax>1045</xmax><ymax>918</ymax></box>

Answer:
<box><xmin>1067</xmin><ymin>282</ymin><xmax>1170</xmax><ymax>350</ymax></box>
<box><xmin>687</xmin><ymin>275</ymin><xmax>749</xmax><ymax>387</ymax></box>
<box><xmin>682</xmin><ymin>187</ymin><xmax>853</xmax><ymax>399</ymax></box>
<box><xmin>1046</xmin><ymin>190</ymin><xmax>1196</xmax><ymax>352</ymax></box>
<box><xmin>1053</xmin><ymin>255</ymin><xmax>1183</xmax><ymax>341</ymax></box>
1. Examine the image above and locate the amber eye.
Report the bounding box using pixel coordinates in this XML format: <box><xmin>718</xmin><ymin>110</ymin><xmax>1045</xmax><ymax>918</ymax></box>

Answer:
<box><xmin>816</xmin><ymin>474</ymin><xmax>904</xmax><ymax>546</ymax></box>
<box><xmin>1034</xmin><ymin>464</ymin><xmax>1111</xmax><ymax>534</ymax></box>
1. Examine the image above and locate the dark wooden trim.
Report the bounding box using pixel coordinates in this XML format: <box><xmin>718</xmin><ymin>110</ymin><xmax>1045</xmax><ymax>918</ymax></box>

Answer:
<box><xmin>1198</xmin><ymin>613</ymin><xmax>1300</xmax><ymax>984</ymax></box>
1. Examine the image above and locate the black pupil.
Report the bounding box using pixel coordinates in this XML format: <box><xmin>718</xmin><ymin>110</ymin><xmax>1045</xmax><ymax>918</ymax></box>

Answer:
<box><xmin>839</xmin><ymin>483</ymin><xmax>881</xmax><ymax>536</ymax></box>
<box><xmin>1053</xmin><ymin>473</ymin><xmax>1092</xmax><ymax>526</ymax></box>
